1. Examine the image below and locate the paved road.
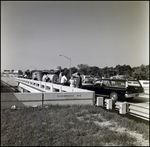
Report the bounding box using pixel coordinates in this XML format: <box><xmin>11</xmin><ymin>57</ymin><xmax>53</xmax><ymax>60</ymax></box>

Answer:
<box><xmin>1</xmin><ymin>80</ymin><xmax>26</xmax><ymax>108</ymax></box>
<box><xmin>1</xmin><ymin>80</ymin><xmax>17</xmax><ymax>93</ymax></box>
<box><xmin>130</xmin><ymin>94</ymin><xmax>149</xmax><ymax>103</ymax></box>
<box><xmin>1</xmin><ymin>76</ymin><xmax>18</xmax><ymax>86</ymax></box>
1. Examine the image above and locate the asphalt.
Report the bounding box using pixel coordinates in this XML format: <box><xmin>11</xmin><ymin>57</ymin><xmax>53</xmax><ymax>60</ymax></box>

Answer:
<box><xmin>1</xmin><ymin>81</ymin><xmax>16</xmax><ymax>93</ymax></box>
<box><xmin>1</xmin><ymin>80</ymin><xmax>25</xmax><ymax>108</ymax></box>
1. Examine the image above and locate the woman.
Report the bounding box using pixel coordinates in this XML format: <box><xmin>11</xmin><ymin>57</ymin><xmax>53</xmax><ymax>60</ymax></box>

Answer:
<box><xmin>69</xmin><ymin>76</ymin><xmax>75</xmax><ymax>87</ymax></box>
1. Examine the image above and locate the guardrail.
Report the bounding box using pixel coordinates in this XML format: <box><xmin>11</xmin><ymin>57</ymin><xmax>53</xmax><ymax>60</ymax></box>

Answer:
<box><xmin>96</xmin><ymin>97</ymin><xmax>149</xmax><ymax>121</ymax></box>
<box><xmin>127</xmin><ymin>103</ymin><xmax>149</xmax><ymax>120</ymax></box>
<box><xmin>139</xmin><ymin>80</ymin><xmax>149</xmax><ymax>94</ymax></box>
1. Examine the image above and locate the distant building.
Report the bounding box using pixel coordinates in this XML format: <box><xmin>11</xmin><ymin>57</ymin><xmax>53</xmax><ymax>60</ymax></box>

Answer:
<box><xmin>2</xmin><ymin>69</ymin><xmax>23</xmax><ymax>77</ymax></box>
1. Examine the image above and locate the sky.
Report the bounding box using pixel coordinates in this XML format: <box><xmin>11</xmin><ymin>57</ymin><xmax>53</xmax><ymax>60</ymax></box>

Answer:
<box><xmin>1</xmin><ymin>1</ymin><xmax>149</xmax><ymax>72</ymax></box>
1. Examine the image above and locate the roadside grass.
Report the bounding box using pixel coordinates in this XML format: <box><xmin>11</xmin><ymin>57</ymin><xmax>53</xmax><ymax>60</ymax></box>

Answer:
<box><xmin>1</xmin><ymin>104</ymin><xmax>149</xmax><ymax>146</ymax></box>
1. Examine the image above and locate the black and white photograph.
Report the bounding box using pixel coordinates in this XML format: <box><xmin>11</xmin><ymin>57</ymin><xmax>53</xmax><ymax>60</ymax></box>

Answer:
<box><xmin>1</xmin><ymin>1</ymin><xmax>149</xmax><ymax>146</ymax></box>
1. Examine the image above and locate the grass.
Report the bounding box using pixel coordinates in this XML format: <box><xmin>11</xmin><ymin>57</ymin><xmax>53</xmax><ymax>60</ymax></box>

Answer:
<box><xmin>1</xmin><ymin>104</ymin><xmax>149</xmax><ymax>146</ymax></box>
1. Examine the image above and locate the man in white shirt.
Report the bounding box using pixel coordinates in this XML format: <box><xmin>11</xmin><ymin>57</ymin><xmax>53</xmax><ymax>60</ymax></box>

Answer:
<box><xmin>60</xmin><ymin>74</ymin><xmax>67</xmax><ymax>85</ymax></box>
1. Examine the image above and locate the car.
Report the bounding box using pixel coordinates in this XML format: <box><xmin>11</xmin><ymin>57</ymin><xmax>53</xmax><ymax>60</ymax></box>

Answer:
<box><xmin>82</xmin><ymin>78</ymin><xmax>144</xmax><ymax>104</ymax></box>
<box><xmin>82</xmin><ymin>75</ymin><xmax>94</xmax><ymax>84</ymax></box>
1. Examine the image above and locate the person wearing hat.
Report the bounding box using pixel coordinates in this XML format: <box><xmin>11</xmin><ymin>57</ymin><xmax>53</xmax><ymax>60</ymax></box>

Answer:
<box><xmin>76</xmin><ymin>72</ymin><xmax>82</xmax><ymax>88</ymax></box>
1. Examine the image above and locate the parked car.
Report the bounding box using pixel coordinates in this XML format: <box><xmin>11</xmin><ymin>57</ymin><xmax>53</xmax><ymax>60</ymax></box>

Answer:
<box><xmin>82</xmin><ymin>75</ymin><xmax>94</xmax><ymax>84</ymax></box>
<box><xmin>82</xmin><ymin>79</ymin><xmax>144</xmax><ymax>104</ymax></box>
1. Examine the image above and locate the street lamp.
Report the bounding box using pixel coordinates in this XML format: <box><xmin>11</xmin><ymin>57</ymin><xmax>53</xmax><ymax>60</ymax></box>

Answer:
<box><xmin>59</xmin><ymin>55</ymin><xmax>71</xmax><ymax>76</ymax></box>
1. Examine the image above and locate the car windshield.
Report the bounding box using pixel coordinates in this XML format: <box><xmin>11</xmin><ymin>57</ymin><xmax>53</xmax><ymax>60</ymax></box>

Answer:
<box><xmin>110</xmin><ymin>80</ymin><xmax>126</xmax><ymax>88</ymax></box>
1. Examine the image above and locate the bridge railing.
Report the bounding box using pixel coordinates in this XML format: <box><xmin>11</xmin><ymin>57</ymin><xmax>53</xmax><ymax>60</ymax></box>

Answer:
<box><xmin>15</xmin><ymin>78</ymin><xmax>91</xmax><ymax>93</ymax></box>
<box><xmin>13</xmin><ymin>78</ymin><xmax>95</xmax><ymax>106</ymax></box>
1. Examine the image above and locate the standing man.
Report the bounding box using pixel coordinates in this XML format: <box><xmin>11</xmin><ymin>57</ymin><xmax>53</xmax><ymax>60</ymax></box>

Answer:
<box><xmin>58</xmin><ymin>69</ymin><xmax>63</xmax><ymax>83</ymax></box>
<box><xmin>76</xmin><ymin>72</ymin><xmax>82</xmax><ymax>88</ymax></box>
<box><xmin>44</xmin><ymin>74</ymin><xmax>50</xmax><ymax>82</ymax></box>
<box><xmin>33</xmin><ymin>73</ymin><xmax>38</xmax><ymax>80</ymax></box>
<box><xmin>60</xmin><ymin>73</ymin><xmax>68</xmax><ymax>85</ymax></box>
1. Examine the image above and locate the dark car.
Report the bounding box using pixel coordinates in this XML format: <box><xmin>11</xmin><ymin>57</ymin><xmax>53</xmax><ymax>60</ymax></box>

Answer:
<box><xmin>82</xmin><ymin>79</ymin><xmax>144</xmax><ymax>104</ymax></box>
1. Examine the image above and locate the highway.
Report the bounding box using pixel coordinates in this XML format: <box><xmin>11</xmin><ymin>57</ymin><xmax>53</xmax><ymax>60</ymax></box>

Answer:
<box><xmin>1</xmin><ymin>80</ymin><xmax>25</xmax><ymax>108</ymax></box>
<box><xmin>129</xmin><ymin>94</ymin><xmax>149</xmax><ymax>103</ymax></box>
<box><xmin>1</xmin><ymin>80</ymin><xmax>17</xmax><ymax>93</ymax></box>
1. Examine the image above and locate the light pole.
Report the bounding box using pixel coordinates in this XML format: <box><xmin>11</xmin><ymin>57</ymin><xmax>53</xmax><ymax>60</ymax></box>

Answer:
<box><xmin>59</xmin><ymin>55</ymin><xmax>71</xmax><ymax>76</ymax></box>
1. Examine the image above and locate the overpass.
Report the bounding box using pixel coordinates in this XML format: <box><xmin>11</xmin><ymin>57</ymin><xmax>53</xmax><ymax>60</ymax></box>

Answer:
<box><xmin>14</xmin><ymin>77</ymin><xmax>95</xmax><ymax>106</ymax></box>
<box><xmin>1</xmin><ymin>77</ymin><xmax>149</xmax><ymax>120</ymax></box>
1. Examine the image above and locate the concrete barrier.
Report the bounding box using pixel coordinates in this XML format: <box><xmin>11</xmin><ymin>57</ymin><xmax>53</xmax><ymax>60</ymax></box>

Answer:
<box><xmin>1</xmin><ymin>93</ymin><xmax>42</xmax><ymax>108</ymax></box>
<box><xmin>14</xmin><ymin>93</ymin><xmax>43</xmax><ymax>106</ymax></box>
<box><xmin>1</xmin><ymin>78</ymin><xmax>95</xmax><ymax>107</ymax></box>
<box><xmin>1</xmin><ymin>91</ymin><xmax>95</xmax><ymax>107</ymax></box>
<box><xmin>44</xmin><ymin>91</ymin><xmax>94</xmax><ymax>105</ymax></box>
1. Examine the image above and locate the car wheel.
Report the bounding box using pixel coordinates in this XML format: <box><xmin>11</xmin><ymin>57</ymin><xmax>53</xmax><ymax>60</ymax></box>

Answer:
<box><xmin>110</xmin><ymin>92</ymin><xmax>118</xmax><ymax>103</ymax></box>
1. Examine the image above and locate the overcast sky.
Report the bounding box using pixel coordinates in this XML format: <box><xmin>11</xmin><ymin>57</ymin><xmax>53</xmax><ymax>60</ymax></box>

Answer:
<box><xmin>1</xmin><ymin>1</ymin><xmax>149</xmax><ymax>71</ymax></box>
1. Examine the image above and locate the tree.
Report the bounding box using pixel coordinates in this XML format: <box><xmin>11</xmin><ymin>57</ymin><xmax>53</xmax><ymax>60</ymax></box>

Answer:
<box><xmin>18</xmin><ymin>70</ymin><xmax>23</xmax><ymax>75</ymax></box>
<box><xmin>102</xmin><ymin>66</ymin><xmax>109</xmax><ymax>78</ymax></box>
<box><xmin>132</xmin><ymin>64</ymin><xmax>149</xmax><ymax>80</ymax></box>
<box><xmin>88</xmin><ymin>66</ymin><xmax>100</xmax><ymax>77</ymax></box>
<box><xmin>145</xmin><ymin>65</ymin><xmax>149</xmax><ymax>79</ymax></box>
<box><xmin>70</xmin><ymin>67</ymin><xmax>78</xmax><ymax>74</ymax></box>
<box><xmin>77</xmin><ymin>64</ymin><xmax>89</xmax><ymax>75</ymax></box>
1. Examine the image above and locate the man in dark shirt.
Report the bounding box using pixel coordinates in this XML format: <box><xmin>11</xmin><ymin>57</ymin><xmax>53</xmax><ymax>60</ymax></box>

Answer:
<box><xmin>45</xmin><ymin>74</ymin><xmax>50</xmax><ymax>82</ymax></box>
<box><xmin>76</xmin><ymin>72</ymin><xmax>82</xmax><ymax>88</ymax></box>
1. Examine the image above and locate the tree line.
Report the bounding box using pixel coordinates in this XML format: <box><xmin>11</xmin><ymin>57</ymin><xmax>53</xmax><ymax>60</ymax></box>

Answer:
<box><xmin>70</xmin><ymin>64</ymin><xmax>149</xmax><ymax>80</ymax></box>
<box><xmin>24</xmin><ymin>64</ymin><xmax>149</xmax><ymax>80</ymax></box>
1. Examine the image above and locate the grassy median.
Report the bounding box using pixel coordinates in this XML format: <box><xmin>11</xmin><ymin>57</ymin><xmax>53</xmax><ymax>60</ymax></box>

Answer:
<box><xmin>1</xmin><ymin>104</ymin><xmax>149</xmax><ymax>146</ymax></box>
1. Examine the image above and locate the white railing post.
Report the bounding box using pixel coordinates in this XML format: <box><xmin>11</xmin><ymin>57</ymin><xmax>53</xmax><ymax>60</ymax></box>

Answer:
<box><xmin>96</xmin><ymin>97</ymin><xmax>104</xmax><ymax>106</ymax></box>
<box><xmin>21</xmin><ymin>88</ymin><xmax>24</xmax><ymax>93</ymax></box>
<box><xmin>51</xmin><ymin>85</ymin><xmax>54</xmax><ymax>92</ymax></box>
<box><xmin>59</xmin><ymin>86</ymin><xmax>62</xmax><ymax>92</ymax></box>
<box><xmin>119</xmin><ymin>102</ymin><xmax>127</xmax><ymax>114</ymax></box>
<box><xmin>44</xmin><ymin>82</ymin><xmax>46</xmax><ymax>90</ymax></box>
<box><xmin>39</xmin><ymin>81</ymin><xmax>41</xmax><ymax>88</ymax></box>
<box><xmin>105</xmin><ymin>99</ymin><xmax>112</xmax><ymax>110</ymax></box>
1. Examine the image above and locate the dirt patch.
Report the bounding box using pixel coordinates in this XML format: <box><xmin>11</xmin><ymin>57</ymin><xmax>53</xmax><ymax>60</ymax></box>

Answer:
<box><xmin>77</xmin><ymin>113</ymin><xmax>149</xmax><ymax>146</ymax></box>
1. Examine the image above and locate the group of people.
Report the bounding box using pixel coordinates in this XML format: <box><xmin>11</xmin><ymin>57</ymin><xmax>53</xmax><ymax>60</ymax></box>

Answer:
<box><xmin>69</xmin><ymin>73</ymin><xmax>82</xmax><ymax>88</ymax></box>
<box><xmin>58</xmin><ymin>71</ymin><xmax>82</xmax><ymax>88</ymax></box>
<box><xmin>42</xmin><ymin>71</ymin><xmax>82</xmax><ymax>88</ymax></box>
